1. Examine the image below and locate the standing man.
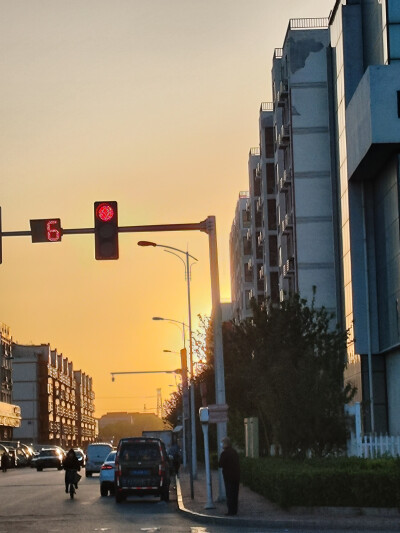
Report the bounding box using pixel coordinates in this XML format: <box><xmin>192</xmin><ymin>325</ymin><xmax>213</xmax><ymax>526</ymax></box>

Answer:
<box><xmin>1</xmin><ymin>450</ymin><xmax>9</xmax><ymax>472</ymax></box>
<box><xmin>218</xmin><ymin>437</ymin><xmax>240</xmax><ymax>516</ymax></box>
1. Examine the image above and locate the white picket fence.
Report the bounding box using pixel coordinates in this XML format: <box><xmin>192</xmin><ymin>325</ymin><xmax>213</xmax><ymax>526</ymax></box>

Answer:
<box><xmin>348</xmin><ymin>433</ymin><xmax>400</xmax><ymax>458</ymax></box>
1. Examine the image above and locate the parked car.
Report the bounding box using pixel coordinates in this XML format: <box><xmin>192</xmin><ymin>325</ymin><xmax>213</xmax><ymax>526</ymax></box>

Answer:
<box><xmin>73</xmin><ymin>448</ymin><xmax>86</xmax><ymax>467</ymax></box>
<box><xmin>15</xmin><ymin>447</ymin><xmax>30</xmax><ymax>467</ymax></box>
<box><xmin>85</xmin><ymin>443</ymin><xmax>114</xmax><ymax>477</ymax></box>
<box><xmin>6</xmin><ymin>447</ymin><xmax>18</xmax><ymax>468</ymax></box>
<box><xmin>114</xmin><ymin>437</ymin><xmax>170</xmax><ymax>503</ymax></box>
<box><xmin>0</xmin><ymin>441</ymin><xmax>33</xmax><ymax>466</ymax></box>
<box><xmin>35</xmin><ymin>448</ymin><xmax>63</xmax><ymax>471</ymax></box>
<box><xmin>99</xmin><ymin>450</ymin><xmax>116</xmax><ymax>497</ymax></box>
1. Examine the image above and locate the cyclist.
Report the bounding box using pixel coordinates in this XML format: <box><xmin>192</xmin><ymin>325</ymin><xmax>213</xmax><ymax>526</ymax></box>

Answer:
<box><xmin>63</xmin><ymin>448</ymin><xmax>81</xmax><ymax>493</ymax></box>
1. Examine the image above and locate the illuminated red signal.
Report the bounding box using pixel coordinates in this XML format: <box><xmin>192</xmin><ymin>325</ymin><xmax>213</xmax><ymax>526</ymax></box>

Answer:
<box><xmin>30</xmin><ymin>219</ymin><xmax>62</xmax><ymax>243</ymax></box>
<box><xmin>94</xmin><ymin>201</ymin><xmax>119</xmax><ymax>260</ymax></box>
<box><xmin>96</xmin><ymin>203</ymin><xmax>115</xmax><ymax>222</ymax></box>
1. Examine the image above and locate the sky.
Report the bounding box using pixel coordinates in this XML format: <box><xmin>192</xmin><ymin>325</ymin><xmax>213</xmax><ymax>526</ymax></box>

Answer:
<box><xmin>0</xmin><ymin>0</ymin><xmax>334</xmax><ymax>418</ymax></box>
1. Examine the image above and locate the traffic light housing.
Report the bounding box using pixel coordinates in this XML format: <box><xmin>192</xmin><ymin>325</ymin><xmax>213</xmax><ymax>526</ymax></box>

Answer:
<box><xmin>94</xmin><ymin>201</ymin><xmax>119</xmax><ymax>260</ymax></box>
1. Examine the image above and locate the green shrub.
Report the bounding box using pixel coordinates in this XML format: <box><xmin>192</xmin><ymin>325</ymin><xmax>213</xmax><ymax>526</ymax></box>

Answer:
<box><xmin>240</xmin><ymin>456</ymin><xmax>400</xmax><ymax>508</ymax></box>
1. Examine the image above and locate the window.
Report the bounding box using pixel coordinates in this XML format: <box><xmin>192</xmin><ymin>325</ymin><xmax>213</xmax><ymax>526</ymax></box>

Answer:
<box><xmin>267</xmin><ymin>200</ymin><xmax>277</xmax><ymax>230</ymax></box>
<box><xmin>266</xmin><ymin>164</ymin><xmax>275</xmax><ymax>194</ymax></box>
<box><xmin>397</xmin><ymin>91</ymin><xmax>400</xmax><ymax>118</ymax></box>
<box><xmin>270</xmin><ymin>272</ymin><xmax>279</xmax><ymax>303</ymax></box>
<box><xmin>269</xmin><ymin>236</ymin><xmax>278</xmax><ymax>266</ymax></box>
<box><xmin>265</xmin><ymin>127</ymin><xmax>274</xmax><ymax>158</ymax></box>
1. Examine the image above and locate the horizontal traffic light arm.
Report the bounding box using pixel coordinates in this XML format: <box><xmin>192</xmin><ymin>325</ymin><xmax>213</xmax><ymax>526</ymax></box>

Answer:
<box><xmin>1</xmin><ymin>220</ymin><xmax>209</xmax><ymax>237</ymax></box>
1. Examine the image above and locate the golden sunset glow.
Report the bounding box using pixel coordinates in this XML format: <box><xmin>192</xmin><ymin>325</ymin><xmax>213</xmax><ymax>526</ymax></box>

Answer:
<box><xmin>0</xmin><ymin>0</ymin><xmax>333</xmax><ymax>418</ymax></box>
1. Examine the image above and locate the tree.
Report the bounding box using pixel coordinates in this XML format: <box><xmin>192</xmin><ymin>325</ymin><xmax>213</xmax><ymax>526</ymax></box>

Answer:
<box><xmin>223</xmin><ymin>293</ymin><xmax>357</xmax><ymax>458</ymax></box>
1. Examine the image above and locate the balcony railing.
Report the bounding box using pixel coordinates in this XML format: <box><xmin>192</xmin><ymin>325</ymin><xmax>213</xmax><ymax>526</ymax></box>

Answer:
<box><xmin>281</xmin><ymin>213</ymin><xmax>293</xmax><ymax>234</ymax></box>
<box><xmin>279</xmin><ymin>168</ymin><xmax>292</xmax><ymax>191</ymax></box>
<box><xmin>283</xmin><ymin>257</ymin><xmax>295</xmax><ymax>278</ymax></box>
<box><xmin>289</xmin><ymin>17</ymin><xmax>329</xmax><ymax>30</ymax></box>
<box><xmin>260</xmin><ymin>102</ymin><xmax>273</xmax><ymax>112</ymax></box>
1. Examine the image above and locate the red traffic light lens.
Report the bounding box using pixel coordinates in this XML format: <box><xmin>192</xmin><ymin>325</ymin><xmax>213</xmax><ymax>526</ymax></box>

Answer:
<box><xmin>96</xmin><ymin>203</ymin><xmax>114</xmax><ymax>222</ymax></box>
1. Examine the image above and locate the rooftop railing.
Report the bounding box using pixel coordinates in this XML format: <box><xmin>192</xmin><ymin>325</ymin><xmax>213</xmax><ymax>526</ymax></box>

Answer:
<box><xmin>289</xmin><ymin>17</ymin><xmax>329</xmax><ymax>30</ymax></box>
<box><xmin>261</xmin><ymin>102</ymin><xmax>273</xmax><ymax>111</ymax></box>
<box><xmin>250</xmin><ymin>147</ymin><xmax>260</xmax><ymax>156</ymax></box>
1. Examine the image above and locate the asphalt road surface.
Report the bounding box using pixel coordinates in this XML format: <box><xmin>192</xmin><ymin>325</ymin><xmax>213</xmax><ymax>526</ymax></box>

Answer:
<box><xmin>0</xmin><ymin>467</ymin><xmax>395</xmax><ymax>533</ymax></box>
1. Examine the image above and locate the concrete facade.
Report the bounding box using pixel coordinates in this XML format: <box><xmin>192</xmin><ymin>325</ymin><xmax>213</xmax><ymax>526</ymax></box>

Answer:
<box><xmin>329</xmin><ymin>0</ymin><xmax>400</xmax><ymax>434</ymax></box>
<box><xmin>229</xmin><ymin>192</ymin><xmax>253</xmax><ymax>321</ymax></box>
<box><xmin>0</xmin><ymin>323</ymin><xmax>21</xmax><ymax>439</ymax></box>
<box><xmin>12</xmin><ymin>343</ymin><xmax>96</xmax><ymax>447</ymax></box>
<box><xmin>229</xmin><ymin>1</ymin><xmax>400</xmax><ymax>435</ymax></box>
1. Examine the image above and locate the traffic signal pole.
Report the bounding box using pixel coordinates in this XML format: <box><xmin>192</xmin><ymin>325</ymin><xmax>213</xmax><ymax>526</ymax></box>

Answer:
<box><xmin>1</xmin><ymin>212</ymin><xmax>227</xmax><ymax>501</ymax></box>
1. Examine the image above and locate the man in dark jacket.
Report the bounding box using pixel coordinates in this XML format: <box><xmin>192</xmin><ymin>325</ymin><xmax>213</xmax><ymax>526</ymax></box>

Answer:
<box><xmin>1</xmin><ymin>451</ymin><xmax>9</xmax><ymax>473</ymax></box>
<box><xmin>63</xmin><ymin>449</ymin><xmax>81</xmax><ymax>493</ymax></box>
<box><xmin>218</xmin><ymin>437</ymin><xmax>240</xmax><ymax>516</ymax></box>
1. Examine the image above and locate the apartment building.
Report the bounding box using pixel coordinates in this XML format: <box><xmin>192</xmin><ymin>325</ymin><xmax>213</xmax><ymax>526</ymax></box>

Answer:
<box><xmin>12</xmin><ymin>343</ymin><xmax>96</xmax><ymax>447</ymax></box>
<box><xmin>328</xmin><ymin>0</ymin><xmax>400</xmax><ymax>434</ymax></box>
<box><xmin>230</xmin><ymin>0</ymin><xmax>400</xmax><ymax>434</ymax></box>
<box><xmin>0</xmin><ymin>323</ymin><xmax>21</xmax><ymax>439</ymax></box>
<box><xmin>229</xmin><ymin>192</ymin><xmax>253</xmax><ymax>321</ymax></box>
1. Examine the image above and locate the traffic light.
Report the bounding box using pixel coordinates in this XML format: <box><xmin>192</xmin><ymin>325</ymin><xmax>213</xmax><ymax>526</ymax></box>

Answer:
<box><xmin>30</xmin><ymin>219</ymin><xmax>62</xmax><ymax>243</ymax></box>
<box><xmin>94</xmin><ymin>201</ymin><xmax>119</xmax><ymax>260</ymax></box>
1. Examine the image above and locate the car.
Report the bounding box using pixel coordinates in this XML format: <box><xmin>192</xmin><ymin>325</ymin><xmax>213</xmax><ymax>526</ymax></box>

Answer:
<box><xmin>73</xmin><ymin>448</ymin><xmax>86</xmax><ymax>467</ymax></box>
<box><xmin>114</xmin><ymin>437</ymin><xmax>170</xmax><ymax>503</ymax></box>
<box><xmin>35</xmin><ymin>448</ymin><xmax>63</xmax><ymax>471</ymax></box>
<box><xmin>5</xmin><ymin>447</ymin><xmax>18</xmax><ymax>468</ymax></box>
<box><xmin>99</xmin><ymin>450</ymin><xmax>116</xmax><ymax>497</ymax></box>
<box><xmin>85</xmin><ymin>443</ymin><xmax>114</xmax><ymax>477</ymax></box>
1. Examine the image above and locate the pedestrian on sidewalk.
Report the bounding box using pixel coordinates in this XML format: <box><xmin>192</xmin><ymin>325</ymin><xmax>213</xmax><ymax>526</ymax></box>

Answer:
<box><xmin>1</xmin><ymin>451</ymin><xmax>9</xmax><ymax>472</ymax></box>
<box><xmin>218</xmin><ymin>436</ymin><xmax>240</xmax><ymax>516</ymax></box>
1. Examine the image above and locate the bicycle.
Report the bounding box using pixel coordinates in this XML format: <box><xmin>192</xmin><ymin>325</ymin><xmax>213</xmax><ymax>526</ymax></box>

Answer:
<box><xmin>65</xmin><ymin>469</ymin><xmax>79</xmax><ymax>499</ymax></box>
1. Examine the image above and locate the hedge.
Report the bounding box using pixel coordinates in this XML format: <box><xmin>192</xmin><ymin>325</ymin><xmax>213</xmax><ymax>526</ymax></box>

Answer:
<box><xmin>240</xmin><ymin>456</ymin><xmax>400</xmax><ymax>508</ymax></box>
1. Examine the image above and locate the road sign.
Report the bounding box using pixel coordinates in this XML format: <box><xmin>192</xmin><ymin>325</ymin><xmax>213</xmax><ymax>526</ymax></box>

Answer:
<box><xmin>207</xmin><ymin>403</ymin><xmax>228</xmax><ymax>424</ymax></box>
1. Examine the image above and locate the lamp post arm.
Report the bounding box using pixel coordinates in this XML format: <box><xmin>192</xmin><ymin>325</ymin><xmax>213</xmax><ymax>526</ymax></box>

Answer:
<box><xmin>163</xmin><ymin>249</ymin><xmax>187</xmax><ymax>274</ymax></box>
<box><xmin>156</xmin><ymin>243</ymin><xmax>198</xmax><ymax>262</ymax></box>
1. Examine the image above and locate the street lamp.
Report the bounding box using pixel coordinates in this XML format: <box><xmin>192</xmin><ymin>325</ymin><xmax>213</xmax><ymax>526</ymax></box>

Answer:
<box><xmin>140</xmin><ymin>241</ymin><xmax>198</xmax><ymax>482</ymax></box>
<box><xmin>152</xmin><ymin>317</ymin><xmax>188</xmax><ymax>348</ymax></box>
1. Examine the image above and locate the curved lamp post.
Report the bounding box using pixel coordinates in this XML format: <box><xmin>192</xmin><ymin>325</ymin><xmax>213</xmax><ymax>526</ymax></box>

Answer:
<box><xmin>139</xmin><ymin>240</ymin><xmax>198</xmax><ymax>490</ymax></box>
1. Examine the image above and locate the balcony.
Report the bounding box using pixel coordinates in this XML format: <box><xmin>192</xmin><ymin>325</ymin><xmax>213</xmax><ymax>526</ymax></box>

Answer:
<box><xmin>257</xmin><ymin>232</ymin><xmax>264</xmax><ymax>248</ymax></box>
<box><xmin>256</xmin><ymin>197</ymin><xmax>263</xmax><ymax>213</ymax></box>
<box><xmin>277</xmin><ymin>81</ymin><xmax>288</xmax><ymax>107</ymax></box>
<box><xmin>279</xmin><ymin>168</ymin><xmax>292</xmax><ymax>191</ymax></box>
<box><xmin>278</xmin><ymin>126</ymin><xmax>290</xmax><ymax>149</ymax></box>
<box><xmin>283</xmin><ymin>257</ymin><xmax>295</xmax><ymax>278</ymax></box>
<box><xmin>281</xmin><ymin>213</ymin><xmax>293</xmax><ymax>235</ymax></box>
<box><xmin>255</xmin><ymin>163</ymin><xmax>261</xmax><ymax>178</ymax></box>
<box><xmin>246</xmin><ymin>228</ymin><xmax>252</xmax><ymax>242</ymax></box>
<box><xmin>247</xmin><ymin>257</ymin><xmax>253</xmax><ymax>271</ymax></box>
<box><xmin>259</xmin><ymin>265</ymin><xmax>265</xmax><ymax>280</ymax></box>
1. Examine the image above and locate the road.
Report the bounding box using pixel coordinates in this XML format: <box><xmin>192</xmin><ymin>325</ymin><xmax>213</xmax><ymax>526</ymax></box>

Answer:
<box><xmin>0</xmin><ymin>467</ymin><xmax>396</xmax><ymax>533</ymax></box>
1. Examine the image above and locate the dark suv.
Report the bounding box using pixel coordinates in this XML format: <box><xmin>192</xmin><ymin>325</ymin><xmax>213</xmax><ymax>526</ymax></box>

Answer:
<box><xmin>114</xmin><ymin>437</ymin><xmax>170</xmax><ymax>503</ymax></box>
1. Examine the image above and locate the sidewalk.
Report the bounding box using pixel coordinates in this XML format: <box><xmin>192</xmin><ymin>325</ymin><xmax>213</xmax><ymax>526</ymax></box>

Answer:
<box><xmin>176</xmin><ymin>467</ymin><xmax>400</xmax><ymax>530</ymax></box>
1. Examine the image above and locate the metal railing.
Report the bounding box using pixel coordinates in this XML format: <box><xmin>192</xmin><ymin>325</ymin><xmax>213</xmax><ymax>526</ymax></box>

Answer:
<box><xmin>260</xmin><ymin>102</ymin><xmax>273</xmax><ymax>112</ymax></box>
<box><xmin>289</xmin><ymin>17</ymin><xmax>329</xmax><ymax>30</ymax></box>
<box><xmin>250</xmin><ymin>147</ymin><xmax>260</xmax><ymax>156</ymax></box>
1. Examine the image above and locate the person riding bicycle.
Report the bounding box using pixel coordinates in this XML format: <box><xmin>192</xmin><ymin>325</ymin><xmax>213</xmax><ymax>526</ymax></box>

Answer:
<box><xmin>63</xmin><ymin>448</ymin><xmax>81</xmax><ymax>493</ymax></box>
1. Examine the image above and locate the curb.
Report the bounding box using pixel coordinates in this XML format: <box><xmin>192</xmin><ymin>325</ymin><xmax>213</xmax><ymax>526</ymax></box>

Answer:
<box><xmin>175</xmin><ymin>477</ymin><xmax>400</xmax><ymax>531</ymax></box>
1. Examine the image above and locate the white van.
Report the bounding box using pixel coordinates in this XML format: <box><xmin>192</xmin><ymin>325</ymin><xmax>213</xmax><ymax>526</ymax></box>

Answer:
<box><xmin>85</xmin><ymin>442</ymin><xmax>113</xmax><ymax>477</ymax></box>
